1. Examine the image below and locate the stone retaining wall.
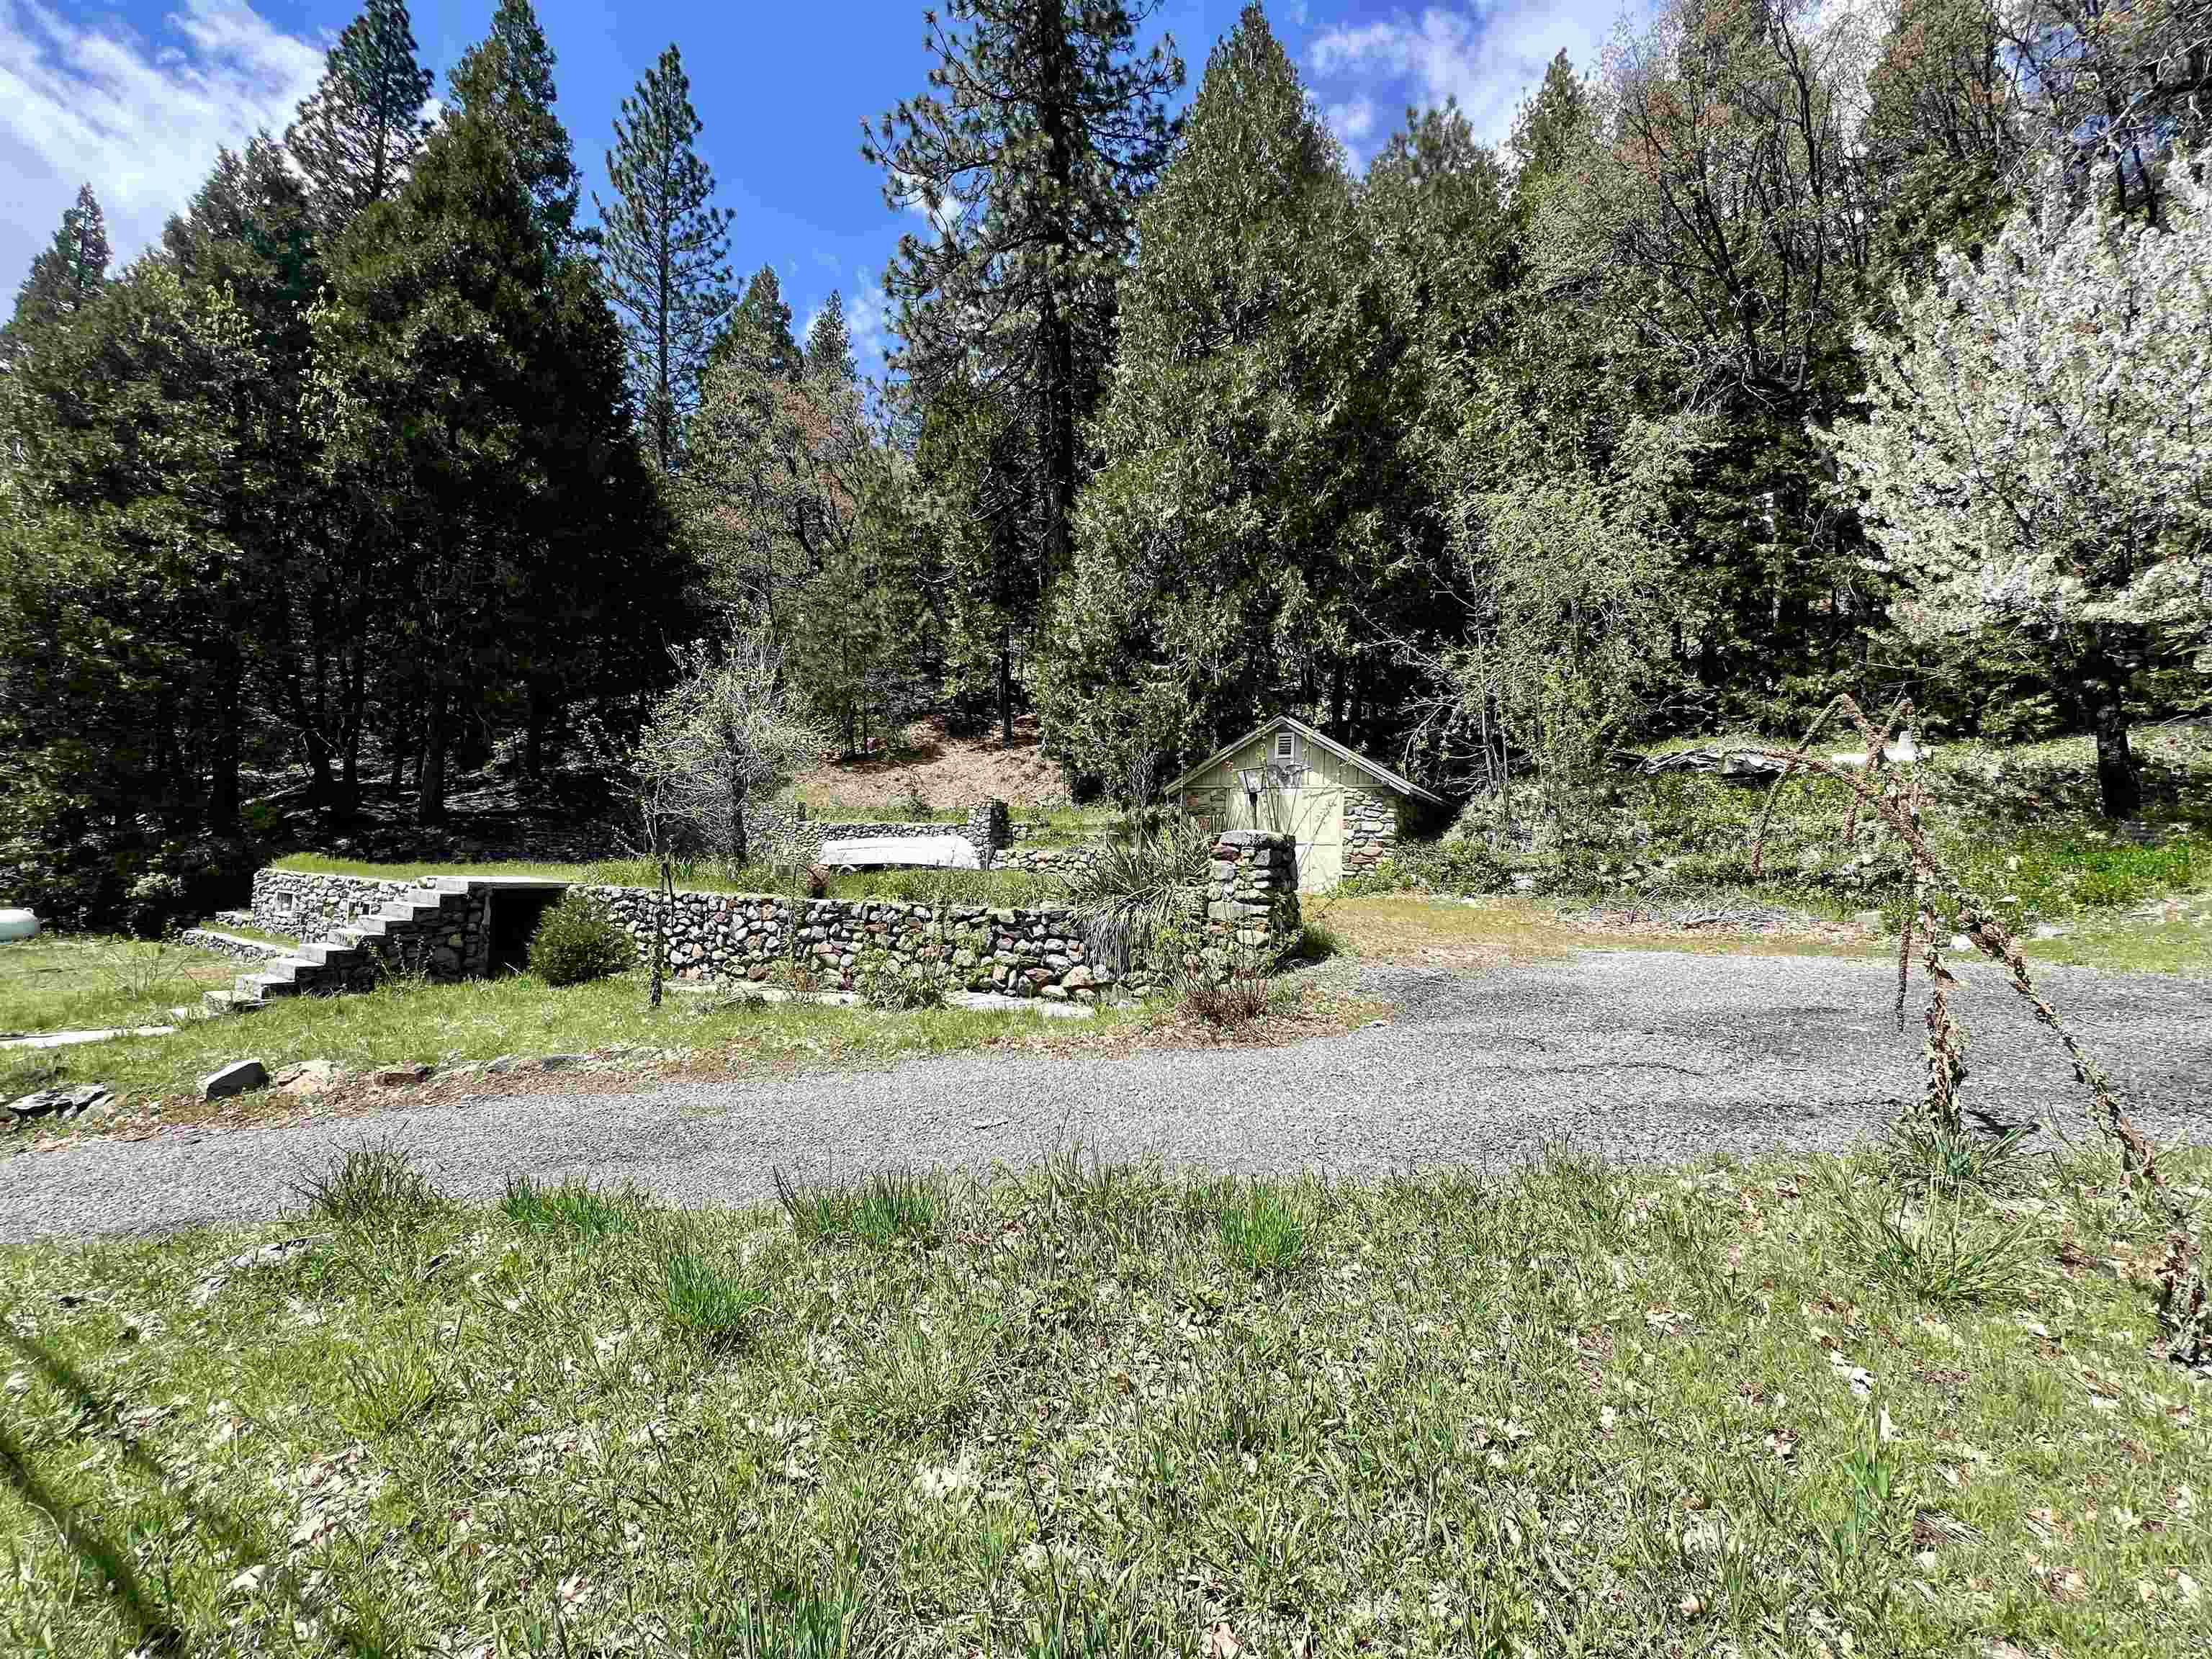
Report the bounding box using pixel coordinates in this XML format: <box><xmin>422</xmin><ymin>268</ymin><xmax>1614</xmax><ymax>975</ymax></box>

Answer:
<box><xmin>238</xmin><ymin>832</ymin><xmax>1298</xmax><ymax>1000</ymax></box>
<box><xmin>751</xmin><ymin>799</ymin><xmax>1010</xmax><ymax>867</ymax></box>
<box><xmin>992</xmin><ymin>842</ymin><xmax>1105</xmax><ymax>878</ymax></box>
<box><xmin>249</xmin><ymin>868</ymin><xmax>495</xmax><ymax>979</ymax></box>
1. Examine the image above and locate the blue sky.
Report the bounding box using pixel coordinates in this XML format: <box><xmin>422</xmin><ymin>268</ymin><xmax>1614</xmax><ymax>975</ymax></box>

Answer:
<box><xmin>2</xmin><ymin>1</ymin><xmax>1627</xmax><ymax>375</ymax></box>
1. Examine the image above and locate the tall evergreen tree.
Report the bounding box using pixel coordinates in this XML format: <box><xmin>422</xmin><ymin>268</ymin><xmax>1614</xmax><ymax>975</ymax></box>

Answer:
<box><xmin>315</xmin><ymin>112</ymin><xmax>677</xmax><ymax>822</ymax></box>
<box><xmin>719</xmin><ymin>265</ymin><xmax>800</xmax><ymax>379</ymax></box>
<box><xmin>1040</xmin><ymin>4</ymin><xmax>1425</xmax><ymax>786</ymax></box>
<box><xmin>804</xmin><ymin>289</ymin><xmax>856</xmax><ymax>381</ymax></box>
<box><xmin>4</xmin><ymin>184</ymin><xmax>110</xmax><ymax>356</ymax></box>
<box><xmin>284</xmin><ymin>0</ymin><xmax>435</xmax><ymax>238</ymax></box>
<box><xmin>598</xmin><ymin>44</ymin><xmax>734</xmax><ymax>472</ymax></box>
<box><xmin>1508</xmin><ymin>50</ymin><xmax>1588</xmax><ymax>200</ymax></box>
<box><xmin>448</xmin><ymin>0</ymin><xmax>585</xmax><ymax>261</ymax></box>
<box><xmin>866</xmin><ymin>0</ymin><xmax>1183</xmax><ymax>588</ymax></box>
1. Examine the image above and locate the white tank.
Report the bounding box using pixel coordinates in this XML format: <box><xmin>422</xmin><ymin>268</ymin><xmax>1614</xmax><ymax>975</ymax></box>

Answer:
<box><xmin>0</xmin><ymin>909</ymin><xmax>40</xmax><ymax>942</ymax></box>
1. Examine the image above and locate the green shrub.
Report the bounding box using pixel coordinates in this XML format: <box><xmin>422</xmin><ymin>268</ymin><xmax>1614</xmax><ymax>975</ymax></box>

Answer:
<box><xmin>528</xmin><ymin>891</ymin><xmax>634</xmax><ymax>986</ymax></box>
<box><xmin>1357</xmin><ymin>837</ymin><xmax>1514</xmax><ymax>896</ymax></box>
<box><xmin>855</xmin><ymin>947</ymin><xmax>950</xmax><ymax>1010</ymax></box>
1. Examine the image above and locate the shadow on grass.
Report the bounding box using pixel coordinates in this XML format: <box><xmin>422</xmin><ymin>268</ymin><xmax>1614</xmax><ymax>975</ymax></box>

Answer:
<box><xmin>0</xmin><ymin>1325</ymin><xmax>387</xmax><ymax>1656</ymax></box>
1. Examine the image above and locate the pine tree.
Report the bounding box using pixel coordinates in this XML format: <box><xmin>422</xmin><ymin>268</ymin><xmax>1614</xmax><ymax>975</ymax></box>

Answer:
<box><xmin>5</xmin><ymin>184</ymin><xmax>110</xmax><ymax>354</ymax></box>
<box><xmin>315</xmin><ymin>112</ymin><xmax>676</xmax><ymax>822</ymax></box>
<box><xmin>865</xmin><ymin>0</ymin><xmax>1182</xmax><ymax>588</ymax></box>
<box><xmin>448</xmin><ymin>0</ymin><xmax>585</xmax><ymax>261</ymax></box>
<box><xmin>1508</xmin><ymin>50</ymin><xmax>1588</xmax><ymax>199</ymax></box>
<box><xmin>284</xmin><ymin>0</ymin><xmax>435</xmax><ymax>238</ymax></box>
<box><xmin>804</xmin><ymin>290</ymin><xmax>856</xmax><ymax>382</ymax></box>
<box><xmin>719</xmin><ymin>265</ymin><xmax>800</xmax><ymax>379</ymax></box>
<box><xmin>1039</xmin><ymin>4</ymin><xmax>1424</xmax><ymax>784</ymax></box>
<box><xmin>598</xmin><ymin>44</ymin><xmax>733</xmax><ymax>472</ymax></box>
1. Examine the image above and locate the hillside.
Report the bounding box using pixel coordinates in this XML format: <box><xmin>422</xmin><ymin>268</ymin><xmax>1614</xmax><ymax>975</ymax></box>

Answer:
<box><xmin>791</xmin><ymin>716</ymin><xmax>1078</xmax><ymax>818</ymax></box>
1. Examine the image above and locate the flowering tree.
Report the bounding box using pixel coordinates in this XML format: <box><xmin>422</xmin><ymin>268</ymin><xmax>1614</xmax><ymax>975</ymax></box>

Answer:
<box><xmin>1828</xmin><ymin>156</ymin><xmax>2211</xmax><ymax>817</ymax></box>
<box><xmin>633</xmin><ymin>626</ymin><xmax>822</xmax><ymax>873</ymax></box>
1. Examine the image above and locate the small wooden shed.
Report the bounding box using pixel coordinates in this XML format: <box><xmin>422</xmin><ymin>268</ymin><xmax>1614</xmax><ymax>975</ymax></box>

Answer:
<box><xmin>1169</xmin><ymin>715</ymin><xmax>1449</xmax><ymax>891</ymax></box>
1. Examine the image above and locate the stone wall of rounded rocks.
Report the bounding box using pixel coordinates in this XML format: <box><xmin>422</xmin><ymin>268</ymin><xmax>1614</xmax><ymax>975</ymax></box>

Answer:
<box><xmin>579</xmin><ymin>829</ymin><xmax>1295</xmax><ymax>1000</ymax></box>
<box><xmin>1341</xmin><ymin>786</ymin><xmax>1401</xmax><ymax>879</ymax></box>
<box><xmin>236</xmin><ymin>830</ymin><xmax>1298</xmax><ymax>1002</ymax></box>
<box><xmin>579</xmin><ymin>886</ymin><xmax>1130</xmax><ymax>1000</ymax></box>
<box><xmin>992</xmin><ymin>842</ymin><xmax>1105</xmax><ymax>877</ymax></box>
<box><xmin>180</xmin><ymin>927</ymin><xmax>289</xmax><ymax>964</ymax></box>
<box><xmin>253</xmin><ymin>869</ymin><xmax>415</xmax><ymax>943</ymax></box>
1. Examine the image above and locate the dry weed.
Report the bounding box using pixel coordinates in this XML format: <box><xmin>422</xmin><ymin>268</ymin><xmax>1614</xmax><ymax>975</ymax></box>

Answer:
<box><xmin>1743</xmin><ymin>696</ymin><xmax>2208</xmax><ymax>1365</ymax></box>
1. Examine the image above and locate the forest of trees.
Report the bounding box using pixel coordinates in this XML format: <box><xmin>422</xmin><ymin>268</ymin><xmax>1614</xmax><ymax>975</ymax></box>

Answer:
<box><xmin>3</xmin><ymin>0</ymin><xmax>2207</xmax><ymax>928</ymax></box>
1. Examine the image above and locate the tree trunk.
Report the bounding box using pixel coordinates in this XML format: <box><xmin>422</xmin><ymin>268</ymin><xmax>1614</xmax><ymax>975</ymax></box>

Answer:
<box><xmin>2060</xmin><ymin>635</ymin><xmax>2142</xmax><ymax>819</ymax></box>
<box><xmin>208</xmin><ymin>666</ymin><xmax>242</xmax><ymax>839</ymax></box>
<box><xmin>418</xmin><ymin>698</ymin><xmax>447</xmax><ymax>824</ymax></box>
<box><xmin>998</xmin><ymin>619</ymin><xmax>1014</xmax><ymax>747</ymax></box>
<box><xmin>731</xmin><ymin>781</ymin><xmax>750</xmax><ymax>870</ymax></box>
<box><xmin>2092</xmin><ymin>701</ymin><xmax>2141</xmax><ymax>819</ymax></box>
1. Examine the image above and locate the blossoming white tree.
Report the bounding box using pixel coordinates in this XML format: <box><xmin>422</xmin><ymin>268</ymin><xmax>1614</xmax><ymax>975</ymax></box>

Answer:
<box><xmin>1828</xmin><ymin>155</ymin><xmax>2211</xmax><ymax>817</ymax></box>
<box><xmin>634</xmin><ymin>626</ymin><xmax>822</xmax><ymax>873</ymax></box>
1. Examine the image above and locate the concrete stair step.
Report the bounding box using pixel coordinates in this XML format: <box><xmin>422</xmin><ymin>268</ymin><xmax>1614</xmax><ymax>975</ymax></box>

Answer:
<box><xmin>246</xmin><ymin>974</ymin><xmax>302</xmax><ymax>999</ymax></box>
<box><xmin>204</xmin><ymin>988</ymin><xmax>263</xmax><ymax>1015</ymax></box>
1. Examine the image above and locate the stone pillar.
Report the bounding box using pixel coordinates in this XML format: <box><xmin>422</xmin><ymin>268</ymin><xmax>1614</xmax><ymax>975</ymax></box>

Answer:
<box><xmin>1201</xmin><ymin>830</ymin><xmax>1300</xmax><ymax>969</ymax></box>
<box><xmin>966</xmin><ymin>798</ymin><xmax>1012</xmax><ymax>868</ymax></box>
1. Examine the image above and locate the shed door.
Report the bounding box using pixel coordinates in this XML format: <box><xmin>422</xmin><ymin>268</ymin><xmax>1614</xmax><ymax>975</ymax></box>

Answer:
<box><xmin>1295</xmin><ymin>788</ymin><xmax>1343</xmax><ymax>891</ymax></box>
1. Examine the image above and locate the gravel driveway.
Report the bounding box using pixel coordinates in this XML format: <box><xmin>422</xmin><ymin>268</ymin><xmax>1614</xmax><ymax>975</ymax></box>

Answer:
<box><xmin>5</xmin><ymin>950</ymin><xmax>2208</xmax><ymax>1243</ymax></box>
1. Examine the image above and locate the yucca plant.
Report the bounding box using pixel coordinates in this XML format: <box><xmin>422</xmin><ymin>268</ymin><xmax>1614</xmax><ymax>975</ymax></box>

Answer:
<box><xmin>1065</xmin><ymin>815</ymin><xmax>1213</xmax><ymax>975</ymax></box>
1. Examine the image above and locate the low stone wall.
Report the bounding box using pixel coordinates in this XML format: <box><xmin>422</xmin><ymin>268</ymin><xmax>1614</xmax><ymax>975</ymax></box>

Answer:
<box><xmin>1341</xmin><ymin>786</ymin><xmax>1400</xmax><ymax>880</ymax></box>
<box><xmin>181</xmin><ymin>928</ymin><xmax>291</xmax><ymax>964</ymax></box>
<box><xmin>752</xmin><ymin>799</ymin><xmax>1010</xmax><ymax>867</ymax></box>
<box><xmin>236</xmin><ymin>831</ymin><xmax>1298</xmax><ymax>1001</ymax></box>
<box><xmin>581</xmin><ymin>829</ymin><xmax>1295</xmax><ymax>999</ymax></box>
<box><xmin>992</xmin><ymin>842</ymin><xmax>1105</xmax><ymax>878</ymax></box>
<box><xmin>580</xmin><ymin>888</ymin><xmax>1125</xmax><ymax>999</ymax></box>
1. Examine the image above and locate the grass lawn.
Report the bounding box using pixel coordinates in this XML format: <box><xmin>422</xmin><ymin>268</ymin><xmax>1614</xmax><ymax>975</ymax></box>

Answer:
<box><xmin>0</xmin><ymin>938</ymin><xmax>237</xmax><ymax>1040</ymax></box>
<box><xmin>1</xmin><ymin>1143</ymin><xmax>2204</xmax><ymax>1655</ymax></box>
<box><xmin>270</xmin><ymin>853</ymin><xmax>1073</xmax><ymax>909</ymax></box>
<box><xmin>1318</xmin><ymin>895</ymin><xmax>1887</xmax><ymax>969</ymax></box>
<box><xmin>0</xmin><ymin>968</ymin><xmax>1138</xmax><ymax>1123</ymax></box>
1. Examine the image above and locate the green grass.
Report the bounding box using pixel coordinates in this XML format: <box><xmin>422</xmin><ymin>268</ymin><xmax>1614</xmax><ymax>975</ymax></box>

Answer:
<box><xmin>0</xmin><ymin>968</ymin><xmax>1136</xmax><ymax>1116</ymax></box>
<box><xmin>269</xmin><ymin>852</ymin><xmax>1071</xmax><ymax>908</ymax></box>
<box><xmin>2</xmin><ymin>1143</ymin><xmax>2206</xmax><ymax>1655</ymax></box>
<box><xmin>0</xmin><ymin>936</ymin><xmax>236</xmax><ymax>1038</ymax></box>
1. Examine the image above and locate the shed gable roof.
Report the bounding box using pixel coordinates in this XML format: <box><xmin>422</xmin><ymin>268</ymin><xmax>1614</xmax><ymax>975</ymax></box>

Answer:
<box><xmin>1168</xmin><ymin>715</ymin><xmax>1447</xmax><ymax>808</ymax></box>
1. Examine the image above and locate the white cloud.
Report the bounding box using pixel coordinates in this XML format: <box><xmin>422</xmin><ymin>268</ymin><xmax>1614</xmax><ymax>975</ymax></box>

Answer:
<box><xmin>1308</xmin><ymin>1</ymin><xmax>1629</xmax><ymax>152</ymax></box>
<box><xmin>0</xmin><ymin>0</ymin><xmax>324</xmax><ymax>288</ymax></box>
<box><xmin>1326</xmin><ymin>95</ymin><xmax>1377</xmax><ymax>143</ymax></box>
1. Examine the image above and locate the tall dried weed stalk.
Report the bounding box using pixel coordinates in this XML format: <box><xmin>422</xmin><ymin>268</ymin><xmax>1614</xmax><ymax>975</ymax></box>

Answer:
<box><xmin>1744</xmin><ymin>696</ymin><xmax>2207</xmax><ymax>1365</ymax></box>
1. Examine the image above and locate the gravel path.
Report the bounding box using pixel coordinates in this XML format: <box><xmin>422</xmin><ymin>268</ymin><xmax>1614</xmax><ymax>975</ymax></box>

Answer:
<box><xmin>5</xmin><ymin>950</ymin><xmax>2208</xmax><ymax>1243</ymax></box>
